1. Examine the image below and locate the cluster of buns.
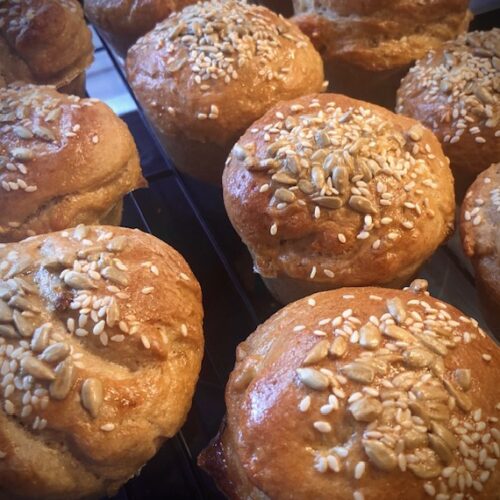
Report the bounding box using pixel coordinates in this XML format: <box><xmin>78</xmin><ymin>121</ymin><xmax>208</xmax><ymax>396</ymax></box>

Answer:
<box><xmin>0</xmin><ymin>0</ymin><xmax>93</xmax><ymax>96</ymax></box>
<box><xmin>200</xmin><ymin>281</ymin><xmax>499</xmax><ymax>499</ymax></box>
<box><xmin>0</xmin><ymin>225</ymin><xmax>204</xmax><ymax>499</ymax></box>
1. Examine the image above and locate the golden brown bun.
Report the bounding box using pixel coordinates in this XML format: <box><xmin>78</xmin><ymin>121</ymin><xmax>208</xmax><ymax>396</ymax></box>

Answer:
<box><xmin>397</xmin><ymin>30</ymin><xmax>500</xmax><ymax>199</ymax></box>
<box><xmin>126</xmin><ymin>0</ymin><xmax>325</xmax><ymax>185</ymax></box>
<box><xmin>0</xmin><ymin>0</ymin><xmax>93</xmax><ymax>95</ymax></box>
<box><xmin>84</xmin><ymin>0</ymin><xmax>197</xmax><ymax>58</ymax></box>
<box><xmin>199</xmin><ymin>281</ymin><xmax>500</xmax><ymax>500</ymax></box>
<box><xmin>460</xmin><ymin>163</ymin><xmax>500</xmax><ymax>338</ymax></box>
<box><xmin>0</xmin><ymin>84</ymin><xmax>147</xmax><ymax>243</ymax></box>
<box><xmin>291</xmin><ymin>0</ymin><xmax>471</xmax><ymax>108</ymax></box>
<box><xmin>0</xmin><ymin>225</ymin><xmax>204</xmax><ymax>500</ymax></box>
<box><xmin>223</xmin><ymin>93</ymin><xmax>455</xmax><ymax>304</ymax></box>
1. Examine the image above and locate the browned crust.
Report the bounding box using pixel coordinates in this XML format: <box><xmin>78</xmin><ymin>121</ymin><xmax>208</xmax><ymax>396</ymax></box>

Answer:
<box><xmin>0</xmin><ymin>84</ymin><xmax>146</xmax><ymax>242</ymax></box>
<box><xmin>0</xmin><ymin>225</ymin><xmax>204</xmax><ymax>499</ymax></box>
<box><xmin>0</xmin><ymin>0</ymin><xmax>93</xmax><ymax>88</ymax></box>
<box><xmin>200</xmin><ymin>284</ymin><xmax>500</xmax><ymax>499</ymax></box>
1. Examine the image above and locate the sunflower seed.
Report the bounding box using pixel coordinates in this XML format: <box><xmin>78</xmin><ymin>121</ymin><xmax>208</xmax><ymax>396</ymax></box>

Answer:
<box><xmin>106</xmin><ymin>236</ymin><xmax>127</xmax><ymax>252</ymax></box>
<box><xmin>10</xmin><ymin>147</ymin><xmax>33</xmax><ymax>161</ymax></box>
<box><xmin>340</xmin><ymin>362</ymin><xmax>374</xmax><ymax>384</ymax></box>
<box><xmin>454</xmin><ymin>369</ymin><xmax>471</xmax><ymax>391</ymax></box>
<box><xmin>363</xmin><ymin>440</ymin><xmax>397</xmax><ymax>471</ymax></box>
<box><xmin>408</xmin><ymin>461</ymin><xmax>441</xmax><ymax>479</ymax></box>
<box><xmin>101</xmin><ymin>267</ymin><xmax>128</xmax><ymax>286</ymax></box>
<box><xmin>106</xmin><ymin>299</ymin><xmax>120</xmax><ymax>327</ymax></box>
<box><xmin>272</xmin><ymin>171</ymin><xmax>297</xmax><ymax>185</ymax></box>
<box><xmin>31</xmin><ymin>323</ymin><xmax>52</xmax><ymax>353</ymax></box>
<box><xmin>359</xmin><ymin>323</ymin><xmax>381</xmax><ymax>349</ymax></box>
<box><xmin>329</xmin><ymin>336</ymin><xmax>347</xmax><ymax>358</ymax></box>
<box><xmin>330</xmin><ymin>166</ymin><xmax>348</xmax><ymax>194</ymax></box>
<box><xmin>408</xmin><ymin>125</ymin><xmax>423</xmax><ymax>141</ymax></box>
<box><xmin>13</xmin><ymin>125</ymin><xmax>33</xmax><ymax>139</ymax></box>
<box><xmin>13</xmin><ymin>310</ymin><xmax>34</xmax><ymax>337</ymax></box>
<box><xmin>403</xmin><ymin>429</ymin><xmax>428</xmax><ymax>449</ymax></box>
<box><xmin>49</xmin><ymin>358</ymin><xmax>74</xmax><ymax>400</ymax></box>
<box><xmin>425</xmin><ymin>401</ymin><xmax>450</xmax><ymax>421</ymax></box>
<box><xmin>413</xmin><ymin>385</ymin><xmax>448</xmax><ymax>401</ymax></box>
<box><xmin>386</xmin><ymin>297</ymin><xmax>406</xmax><ymax>324</ymax></box>
<box><xmin>296</xmin><ymin>367</ymin><xmax>329</xmax><ymax>390</ymax></box>
<box><xmin>81</xmin><ymin>378</ymin><xmax>104</xmax><ymax>418</ymax></box>
<box><xmin>0</xmin><ymin>300</ymin><xmax>13</xmax><ymax>322</ymax></box>
<box><xmin>349</xmin><ymin>195</ymin><xmax>377</xmax><ymax>214</ymax></box>
<box><xmin>403</xmin><ymin>348</ymin><xmax>435</xmax><ymax>368</ymax></box>
<box><xmin>232</xmin><ymin>143</ymin><xmax>247</xmax><ymax>160</ymax></box>
<box><xmin>33</xmin><ymin>125</ymin><xmax>56</xmax><ymax>141</ymax></box>
<box><xmin>40</xmin><ymin>342</ymin><xmax>70</xmax><ymax>364</ymax></box>
<box><xmin>443</xmin><ymin>380</ymin><xmax>472</xmax><ymax>412</ymax></box>
<box><xmin>312</xmin><ymin>196</ymin><xmax>343</xmax><ymax>209</ymax></box>
<box><xmin>383</xmin><ymin>324</ymin><xmax>415</xmax><ymax>343</ymax></box>
<box><xmin>428</xmin><ymin>433</ymin><xmax>453</xmax><ymax>464</ymax></box>
<box><xmin>416</xmin><ymin>335</ymin><xmax>448</xmax><ymax>356</ymax></box>
<box><xmin>311</xmin><ymin>166</ymin><xmax>325</xmax><ymax>189</ymax></box>
<box><xmin>8</xmin><ymin>295</ymin><xmax>39</xmax><ymax>313</ymax></box>
<box><xmin>409</xmin><ymin>279</ymin><xmax>428</xmax><ymax>293</ymax></box>
<box><xmin>284</xmin><ymin>155</ymin><xmax>300</xmax><ymax>174</ymax></box>
<box><xmin>63</xmin><ymin>271</ymin><xmax>96</xmax><ymax>290</ymax></box>
<box><xmin>430</xmin><ymin>422</ymin><xmax>457</xmax><ymax>450</ymax></box>
<box><xmin>303</xmin><ymin>340</ymin><xmax>330</xmax><ymax>365</ymax></box>
<box><xmin>322</xmin><ymin>153</ymin><xmax>335</xmax><ymax>174</ymax></box>
<box><xmin>409</xmin><ymin>401</ymin><xmax>431</xmax><ymax>426</ymax></box>
<box><xmin>21</xmin><ymin>357</ymin><xmax>55</xmax><ymax>381</ymax></box>
<box><xmin>315</xmin><ymin>130</ymin><xmax>330</xmax><ymax>147</ymax></box>
<box><xmin>275</xmin><ymin>188</ymin><xmax>295</xmax><ymax>203</ymax></box>
<box><xmin>474</xmin><ymin>86</ymin><xmax>494</xmax><ymax>104</ymax></box>
<box><xmin>0</xmin><ymin>324</ymin><xmax>18</xmax><ymax>339</ymax></box>
<box><xmin>349</xmin><ymin>397</ymin><xmax>382</xmax><ymax>422</ymax></box>
<box><xmin>298</xmin><ymin>179</ymin><xmax>314</xmax><ymax>194</ymax></box>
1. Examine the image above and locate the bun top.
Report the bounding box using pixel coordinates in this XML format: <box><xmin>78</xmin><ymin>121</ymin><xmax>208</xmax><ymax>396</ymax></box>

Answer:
<box><xmin>223</xmin><ymin>93</ymin><xmax>455</xmax><ymax>285</ymax></box>
<box><xmin>397</xmin><ymin>29</ymin><xmax>500</xmax><ymax>175</ymax></box>
<box><xmin>0</xmin><ymin>225</ymin><xmax>204</xmax><ymax>499</ymax></box>
<box><xmin>223</xmin><ymin>281</ymin><xmax>500</xmax><ymax>499</ymax></box>
<box><xmin>292</xmin><ymin>0</ymin><xmax>471</xmax><ymax>70</ymax></box>
<box><xmin>126</xmin><ymin>0</ymin><xmax>324</xmax><ymax>145</ymax></box>
<box><xmin>0</xmin><ymin>84</ymin><xmax>145</xmax><ymax>242</ymax></box>
<box><xmin>0</xmin><ymin>0</ymin><xmax>93</xmax><ymax>87</ymax></box>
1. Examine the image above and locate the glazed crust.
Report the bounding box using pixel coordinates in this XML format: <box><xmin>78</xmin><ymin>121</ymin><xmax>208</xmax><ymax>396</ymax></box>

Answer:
<box><xmin>0</xmin><ymin>84</ymin><xmax>146</xmax><ymax>243</ymax></box>
<box><xmin>291</xmin><ymin>0</ymin><xmax>472</xmax><ymax>71</ymax></box>
<box><xmin>84</xmin><ymin>0</ymin><xmax>197</xmax><ymax>58</ymax></box>
<box><xmin>199</xmin><ymin>283</ymin><xmax>500</xmax><ymax>500</ymax></box>
<box><xmin>460</xmin><ymin>164</ymin><xmax>500</xmax><ymax>337</ymax></box>
<box><xmin>0</xmin><ymin>0</ymin><xmax>93</xmax><ymax>90</ymax></box>
<box><xmin>223</xmin><ymin>93</ymin><xmax>455</xmax><ymax>301</ymax></box>
<box><xmin>0</xmin><ymin>225</ymin><xmax>204</xmax><ymax>500</ymax></box>
<box><xmin>397</xmin><ymin>30</ymin><xmax>500</xmax><ymax>199</ymax></box>
<box><xmin>126</xmin><ymin>0</ymin><xmax>324</xmax><ymax>183</ymax></box>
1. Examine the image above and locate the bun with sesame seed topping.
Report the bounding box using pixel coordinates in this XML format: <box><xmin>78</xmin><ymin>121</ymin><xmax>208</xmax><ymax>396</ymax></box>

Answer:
<box><xmin>397</xmin><ymin>29</ymin><xmax>500</xmax><ymax>200</ymax></box>
<box><xmin>84</xmin><ymin>0</ymin><xmax>198</xmax><ymax>59</ymax></box>
<box><xmin>199</xmin><ymin>281</ymin><xmax>500</xmax><ymax>500</ymax></box>
<box><xmin>0</xmin><ymin>0</ymin><xmax>94</xmax><ymax>96</ymax></box>
<box><xmin>223</xmin><ymin>93</ymin><xmax>455</xmax><ymax>304</ymax></box>
<box><xmin>126</xmin><ymin>0</ymin><xmax>325</xmax><ymax>185</ymax></box>
<box><xmin>0</xmin><ymin>224</ymin><xmax>204</xmax><ymax>499</ymax></box>
<box><xmin>460</xmin><ymin>163</ymin><xmax>500</xmax><ymax>338</ymax></box>
<box><xmin>0</xmin><ymin>84</ymin><xmax>146</xmax><ymax>243</ymax></box>
<box><xmin>291</xmin><ymin>0</ymin><xmax>472</xmax><ymax>110</ymax></box>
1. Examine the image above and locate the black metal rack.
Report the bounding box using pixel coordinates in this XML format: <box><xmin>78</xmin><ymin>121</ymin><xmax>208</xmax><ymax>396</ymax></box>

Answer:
<box><xmin>85</xmin><ymin>11</ymin><xmax>498</xmax><ymax>499</ymax></box>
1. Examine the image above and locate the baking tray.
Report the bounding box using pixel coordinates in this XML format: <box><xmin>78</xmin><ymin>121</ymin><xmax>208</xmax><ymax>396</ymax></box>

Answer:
<box><xmin>84</xmin><ymin>10</ymin><xmax>499</xmax><ymax>499</ymax></box>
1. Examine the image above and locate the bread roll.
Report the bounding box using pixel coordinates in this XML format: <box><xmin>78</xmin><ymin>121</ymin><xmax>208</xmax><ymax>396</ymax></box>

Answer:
<box><xmin>84</xmin><ymin>0</ymin><xmax>198</xmax><ymax>58</ymax></box>
<box><xmin>460</xmin><ymin>163</ymin><xmax>500</xmax><ymax>338</ymax></box>
<box><xmin>397</xmin><ymin>29</ymin><xmax>500</xmax><ymax>199</ymax></box>
<box><xmin>199</xmin><ymin>280</ymin><xmax>500</xmax><ymax>499</ymax></box>
<box><xmin>0</xmin><ymin>225</ymin><xmax>204</xmax><ymax>499</ymax></box>
<box><xmin>223</xmin><ymin>93</ymin><xmax>455</xmax><ymax>304</ymax></box>
<box><xmin>292</xmin><ymin>0</ymin><xmax>472</xmax><ymax>109</ymax></box>
<box><xmin>126</xmin><ymin>0</ymin><xmax>325</xmax><ymax>185</ymax></box>
<box><xmin>0</xmin><ymin>0</ymin><xmax>93</xmax><ymax>97</ymax></box>
<box><xmin>0</xmin><ymin>84</ymin><xmax>146</xmax><ymax>243</ymax></box>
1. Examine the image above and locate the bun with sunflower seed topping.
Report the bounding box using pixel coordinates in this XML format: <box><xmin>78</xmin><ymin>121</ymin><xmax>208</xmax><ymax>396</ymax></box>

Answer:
<box><xmin>0</xmin><ymin>84</ymin><xmax>146</xmax><ymax>243</ymax></box>
<box><xmin>126</xmin><ymin>0</ymin><xmax>325</xmax><ymax>185</ymax></box>
<box><xmin>84</xmin><ymin>0</ymin><xmax>198</xmax><ymax>59</ymax></box>
<box><xmin>0</xmin><ymin>0</ymin><xmax>94</xmax><ymax>96</ymax></box>
<box><xmin>199</xmin><ymin>280</ymin><xmax>500</xmax><ymax>500</ymax></box>
<box><xmin>397</xmin><ymin>29</ymin><xmax>500</xmax><ymax>199</ymax></box>
<box><xmin>0</xmin><ymin>225</ymin><xmax>204</xmax><ymax>499</ymax></box>
<box><xmin>223</xmin><ymin>93</ymin><xmax>455</xmax><ymax>304</ymax></box>
<box><xmin>460</xmin><ymin>163</ymin><xmax>500</xmax><ymax>338</ymax></box>
<box><xmin>291</xmin><ymin>0</ymin><xmax>472</xmax><ymax>109</ymax></box>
